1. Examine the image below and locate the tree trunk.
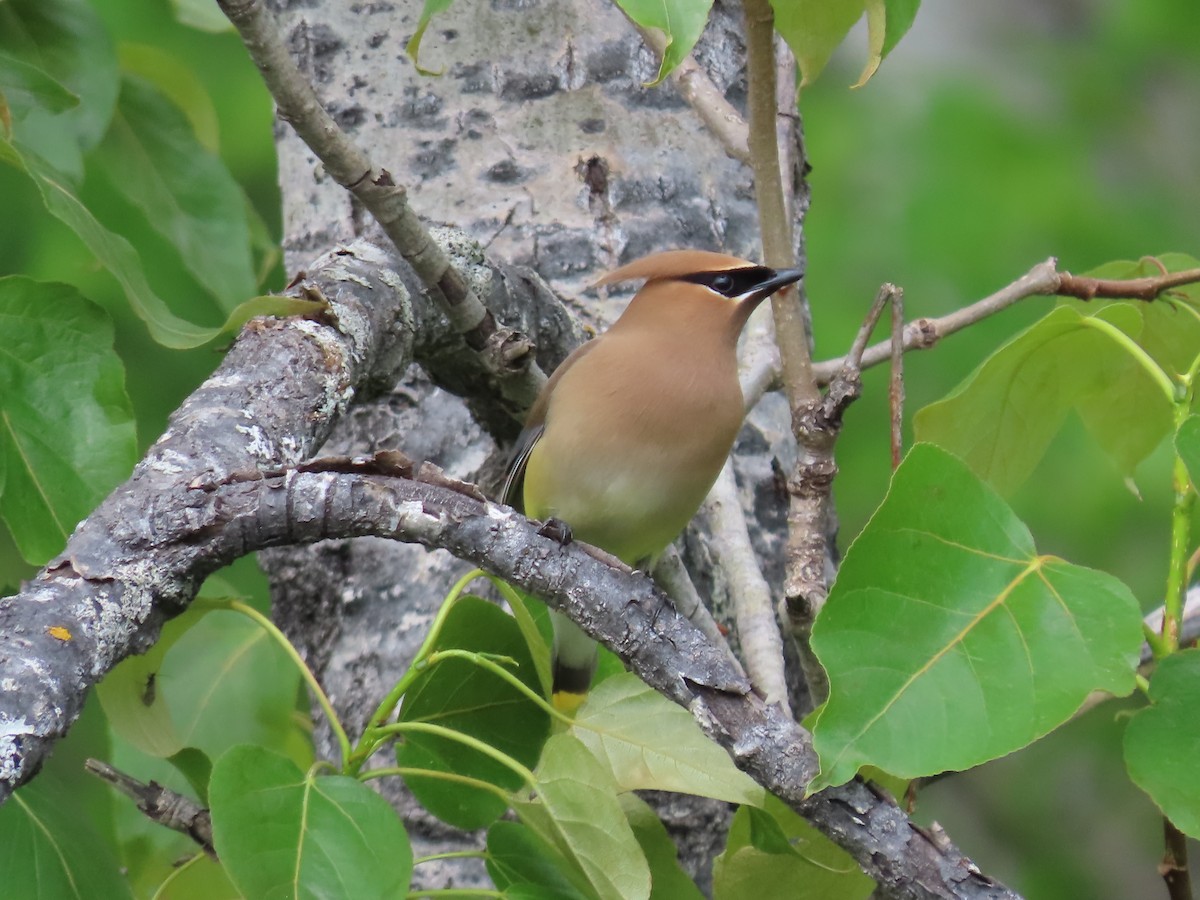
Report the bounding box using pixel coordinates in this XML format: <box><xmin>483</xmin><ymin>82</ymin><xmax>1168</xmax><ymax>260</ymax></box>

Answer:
<box><xmin>264</xmin><ymin>0</ymin><xmax>798</xmax><ymax>890</ymax></box>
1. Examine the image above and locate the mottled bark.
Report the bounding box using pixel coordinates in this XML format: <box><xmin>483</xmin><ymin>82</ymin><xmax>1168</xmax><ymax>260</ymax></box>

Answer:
<box><xmin>265</xmin><ymin>0</ymin><xmax>789</xmax><ymax>887</ymax></box>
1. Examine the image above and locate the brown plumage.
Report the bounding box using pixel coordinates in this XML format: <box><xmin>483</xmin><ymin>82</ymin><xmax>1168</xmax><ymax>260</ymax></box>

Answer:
<box><xmin>502</xmin><ymin>249</ymin><xmax>803</xmax><ymax>706</ymax></box>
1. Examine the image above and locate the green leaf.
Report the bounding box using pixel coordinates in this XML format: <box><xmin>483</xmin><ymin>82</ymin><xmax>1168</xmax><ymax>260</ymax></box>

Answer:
<box><xmin>0</xmin><ymin>776</ymin><xmax>131</xmax><ymax>900</ymax></box>
<box><xmin>1082</xmin><ymin>254</ymin><xmax>1200</xmax><ymax>380</ymax></box>
<box><xmin>168</xmin><ymin>747</ymin><xmax>215</xmax><ymax>806</ymax></box>
<box><xmin>118</xmin><ymin>43</ymin><xmax>221</xmax><ymax>154</ymax></box>
<box><xmin>0</xmin><ymin>140</ymin><xmax>220</xmax><ymax>347</ymax></box>
<box><xmin>148</xmin><ymin>853</ymin><xmax>240</xmax><ymax>900</ymax></box>
<box><xmin>0</xmin><ymin>0</ymin><xmax>118</xmax><ymax>180</ymax></box>
<box><xmin>96</xmin><ymin>76</ymin><xmax>256</xmax><ymax>312</ymax></box>
<box><xmin>486</xmin><ymin>821</ymin><xmax>590</xmax><ymax>900</ymax></box>
<box><xmin>770</xmin><ymin>0</ymin><xmax>864</xmax><ymax>87</ymax></box>
<box><xmin>497</xmin><ymin>583</ymin><xmax>554</xmax><ymax>697</ymax></box>
<box><xmin>570</xmin><ymin>673</ymin><xmax>764</xmax><ymax>806</ymax></box>
<box><xmin>620</xmin><ymin>794</ymin><xmax>705</xmax><ymax>900</ymax></box>
<box><xmin>163</xmin><ymin>610</ymin><xmax>306</xmax><ymax>763</ymax></box>
<box><xmin>170</xmin><ymin>0</ymin><xmax>235</xmax><ymax>33</ymax></box>
<box><xmin>397</xmin><ymin>595</ymin><xmax>551</xmax><ymax>829</ymax></box>
<box><xmin>880</xmin><ymin>0</ymin><xmax>920</xmax><ymax>58</ymax></box>
<box><xmin>1177</xmin><ymin>415</ymin><xmax>1200</xmax><ymax>489</ymax></box>
<box><xmin>915</xmin><ymin>304</ymin><xmax>1172</xmax><ymax>494</ymax></box>
<box><xmin>0</xmin><ymin>277</ymin><xmax>136</xmax><ymax>564</ymax></box>
<box><xmin>404</xmin><ymin>0</ymin><xmax>455</xmax><ymax>76</ymax></box>
<box><xmin>0</xmin><ymin>51</ymin><xmax>79</xmax><ymax>125</ymax></box>
<box><xmin>809</xmin><ymin>444</ymin><xmax>1143</xmax><ymax>791</ymax></box>
<box><xmin>515</xmin><ymin>734</ymin><xmax>651</xmax><ymax>900</ymax></box>
<box><xmin>1124</xmin><ymin>649</ymin><xmax>1200</xmax><ymax>840</ymax></box>
<box><xmin>713</xmin><ymin>796</ymin><xmax>871</xmax><ymax>900</ymax></box>
<box><xmin>97</xmin><ymin>607</ymin><xmax>211</xmax><ymax>759</ymax></box>
<box><xmin>219</xmin><ymin>295</ymin><xmax>329</xmax><ymax>337</ymax></box>
<box><xmin>853</xmin><ymin>0</ymin><xmax>920</xmax><ymax>87</ymax></box>
<box><xmin>210</xmin><ymin>745</ymin><xmax>412</xmax><ymax>900</ymax></box>
<box><xmin>613</xmin><ymin>0</ymin><xmax>714</xmax><ymax>84</ymax></box>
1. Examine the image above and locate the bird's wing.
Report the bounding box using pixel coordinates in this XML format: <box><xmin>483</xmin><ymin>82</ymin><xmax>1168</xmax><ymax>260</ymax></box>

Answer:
<box><xmin>500</xmin><ymin>422</ymin><xmax>542</xmax><ymax>511</ymax></box>
<box><xmin>500</xmin><ymin>338</ymin><xmax>599</xmax><ymax>511</ymax></box>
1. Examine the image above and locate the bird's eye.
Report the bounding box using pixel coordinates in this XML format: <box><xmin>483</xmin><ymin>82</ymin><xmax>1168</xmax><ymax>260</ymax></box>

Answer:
<box><xmin>711</xmin><ymin>274</ymin><xmax>735</xmax><ymax>294</ymax></box>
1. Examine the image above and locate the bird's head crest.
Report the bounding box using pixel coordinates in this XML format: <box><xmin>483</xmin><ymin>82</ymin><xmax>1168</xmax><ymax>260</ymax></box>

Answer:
<box><xmin>593</xmin><ymin>250</ymin><xmax>757</xmax><ymax>287</ymax></box>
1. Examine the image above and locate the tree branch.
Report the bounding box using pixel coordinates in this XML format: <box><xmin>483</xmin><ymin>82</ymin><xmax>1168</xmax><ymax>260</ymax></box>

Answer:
<box><xmin>216</xmin><ymin>0</ymin><xmax>545</xmax><ymax>412</ymax></box>
<box><xmin>633</xmin><ymin>26</ymin><xmax>750</xmax><ymax>164</ymax></box>
<box><xmin>85</xmin><ymin>759</ymin><xmax>214</xmax><ymax>854</ymax></box>
<box><xmin>704</xmin><ymin>463</ymin><xmax>790</xmax><ymax>712</ymax></box>
<box><xmin>0</xmin><ymin>248</ymin><xmax>1019</xmax><ymax>897</ymax></box>
<box><xmin>192</xmin><ymin>459</ymin><xmax>1018</xmax><ymax>900</ymax></box>
<box><xmin>0</xmin><ymin>237</ymin><xmax>576</xmax><ymax>803</ymax></box>
<box><xmin>812</xmin><ymin>258</ymin><xmax>1200</xmax><ymax>384</ymax></box>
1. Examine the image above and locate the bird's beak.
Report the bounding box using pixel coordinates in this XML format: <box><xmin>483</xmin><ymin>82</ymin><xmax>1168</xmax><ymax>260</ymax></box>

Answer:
<box><xmin>745</xmin><ymin>267</ymin><xmax>804</xmax><ymax>305</ymax></box>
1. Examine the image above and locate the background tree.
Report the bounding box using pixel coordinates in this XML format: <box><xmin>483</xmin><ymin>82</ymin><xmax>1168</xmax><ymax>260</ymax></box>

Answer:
<box><xmin>0</xmin><ymin>0</ymin><xmax>1198</xmax><ymax>898</ymax></box>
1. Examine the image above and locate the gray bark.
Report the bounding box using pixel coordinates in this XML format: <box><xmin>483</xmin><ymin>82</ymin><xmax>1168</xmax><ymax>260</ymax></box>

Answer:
<box><xmin>267</xmin><ymin>0</ymin><xmax>781</xmax><ymax>889</ymax></box>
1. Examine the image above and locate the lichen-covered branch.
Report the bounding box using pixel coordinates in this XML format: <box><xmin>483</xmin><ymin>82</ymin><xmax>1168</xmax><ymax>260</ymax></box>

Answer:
<box><xmin>0</xmin><ymin>237</ymin><xmax>577</xmax><ymax>803</ymax></box>
<box><xmin>0</xmin><ymin>253</ymin><xmax>1018</xmax><ymax>898</ymax></box>
<box><xmin>176</xmin><ymin>457</ymin><xmax>1022</xmax><ymax>899</ymax></box>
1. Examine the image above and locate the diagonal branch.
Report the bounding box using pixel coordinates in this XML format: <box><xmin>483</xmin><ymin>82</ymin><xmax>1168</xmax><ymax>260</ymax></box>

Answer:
<box><xmin>0</xmin><ymin>241</ymin><xmax>1020</xmax><ymax>898</ymax></box>
<box><xmin>190</xmin><ymin>458</ymin><xmax>1018</xmax><ymax>900</ymax></box>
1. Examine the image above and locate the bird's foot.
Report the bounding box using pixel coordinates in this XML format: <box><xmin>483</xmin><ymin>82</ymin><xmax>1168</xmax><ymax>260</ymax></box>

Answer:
<box><xmin>537</xmin><ymin>517</ymin><xmax>574</xmax><ymax>546</ymax></box>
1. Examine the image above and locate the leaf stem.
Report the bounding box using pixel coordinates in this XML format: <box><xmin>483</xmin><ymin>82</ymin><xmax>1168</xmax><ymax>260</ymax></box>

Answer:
<box><xmin>150</xmin><ymin>851</ymin><xmax>206</xmax><ymax>900</ymax></box>
<box><xmin>426</xmin><ymin>648</ymin><xmax>570</xmax><ymax>724</ymax></box>
<box><xmin>350</xmin><ymin>568</ymin><xmax>486</xmax><ymax>773</ymax></box>
<box><xmin>223</xmin><ymin>599</ymin><xmax>352</xmax><ymax>769</ymax></box>
<box><xmin>406</xmin><ymin>891</ymin><xmax>503</xmax><ymax>899</ymax></box>
<box><xmin>412</xmin><ymin>850</ymin><xmax>490</xmax><ymax>865</ymax></box>
<box><xmin>362</xmin><ymin>766</ymin><xmax>512</xmax><ymax>803</ymax></box>
<box><xmin>1077</xmin><ymin>317</ymin><xmax>1178</xmax><ymax>405</ymax></box>
<box><xmin>1161</xmin><ymin>384</ymin><xmax>1200</xmax><ymax>652</ymax></box>
<box><xmin>375</xmin><ymin>721</ymin><xmax>537</xmax><ymax>789</ymax></box>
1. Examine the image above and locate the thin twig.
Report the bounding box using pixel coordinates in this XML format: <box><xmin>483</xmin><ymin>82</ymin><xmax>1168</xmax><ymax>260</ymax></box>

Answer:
<box><xmin>215</xmin><ymin>0</ymin><xmax>544</xmax><ymax>411</ymax></box>
<box><xmin>890</xmin><ymin>285</ymin><xmax>906</xmax><ymax>469</ymax></box>
<box><xmin>652</xmin><ymin>545</ymin><xmax>744</xmax><ymax>677</ymax></box>
<box><xmin>1161</xmin><ymin>817</ymin><xmax>1192</xmax><ymax>900</ymax></box>
<box><xmin>85</xmin><ymin>759</ymin><xmax>214</xmax><ymax>854</ymax></box>
<box><xmin>1058</xmin><ymin>267</ymin><xmax>1200</xmax><ymax>301</ymax></box>
<box><xmin>634</xmin><ymin>27</ymin><xmax>750</xmax><ymax>164</ymax></box>
<box><xmin>704</xmin><ymin>463</ymin><xmax>791</xmax><ymax>713</ymax></box>
<box><xmin>743</xmin><ymin>0</ymin><xmax>815</xmax><ymax>405</ymax></box>
<box><xmin>814</xmin><ymin>258</ymin><xmax>1200</xmax><ymax>383</ymax></box>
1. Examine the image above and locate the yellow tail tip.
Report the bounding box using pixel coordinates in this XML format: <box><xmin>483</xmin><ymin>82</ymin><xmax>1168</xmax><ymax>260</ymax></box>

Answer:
<box><xmin>552</xmin><ymin>691</ymin><xmax>588</xmax><ymax>716</ymax></box>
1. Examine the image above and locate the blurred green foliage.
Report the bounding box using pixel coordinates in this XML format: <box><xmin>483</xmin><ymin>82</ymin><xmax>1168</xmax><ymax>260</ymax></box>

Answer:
<box><xmin>802</xmin><ymin>2</ymin><xmax>1200</xmax><ymax>895</ymax></box>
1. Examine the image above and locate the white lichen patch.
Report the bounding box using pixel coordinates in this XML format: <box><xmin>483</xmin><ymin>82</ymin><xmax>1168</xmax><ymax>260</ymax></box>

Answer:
<box><xmin>345</xmin><ymin>241</ymin><xmax>392</xmax><ymax>266</ymax></box>
<box><xmin>430</xmin><ymin>225</ymin><xmax>494</xmax><ymax>299</ymax></box>
<box><xmin>72</xmin><ymin>566</ymin><xmax>156</xmax><ymax>673</ymax></box>
<box><xmin>328</xmin><ymin>301</ymin><xmax>371</xmax><ymax>354</ymax></box>
<box><xmin>398</xmin><ymin>610</ymin><xmax>434</xmax><ymax>631</ymax></box>
<box><xmin>279</xmin><ymin>434</ymin><xmax>305</xmax><ymax>465</ymax></box>
<box><xmin>0</xmin><ymin>713</ymin><xmax>34</xmax><ymax>782</ymax></box>
<box><xmin>235</xmin><ymin>423</ymin><xmax>276</xmax><ymax>461</ymax></box>
<box><xmin>148</xmin><ymin>447</ymin><xmax>192</xmax><ymax>476</ymax></box>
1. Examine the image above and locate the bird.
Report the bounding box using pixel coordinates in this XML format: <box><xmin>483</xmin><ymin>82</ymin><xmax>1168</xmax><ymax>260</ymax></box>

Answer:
<box><xmin>502</xmin><ymin>249</ymin><xmax>804</xmax><ymax>712</ymax></box>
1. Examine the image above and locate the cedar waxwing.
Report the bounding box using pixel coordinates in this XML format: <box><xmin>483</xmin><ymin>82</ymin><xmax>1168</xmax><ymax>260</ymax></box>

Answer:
<box><xmin>502</xmin><ymin>249</ymin><xmax>804</xmax><ymax>711</ymax></box>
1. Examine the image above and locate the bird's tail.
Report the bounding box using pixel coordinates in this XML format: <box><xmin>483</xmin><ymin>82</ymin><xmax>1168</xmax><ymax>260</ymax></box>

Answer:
<box><xmin>550</xmin><ymin>609</ymin><xmax>598</xmax><ymax>715</ymax></box>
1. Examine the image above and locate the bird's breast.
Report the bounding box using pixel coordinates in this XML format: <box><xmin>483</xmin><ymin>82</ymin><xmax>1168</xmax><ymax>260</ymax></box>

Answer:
<box><xmin>523</xmin><ymin>334</ymin><xmax>745</xmax><ymax>565</ymax></box>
